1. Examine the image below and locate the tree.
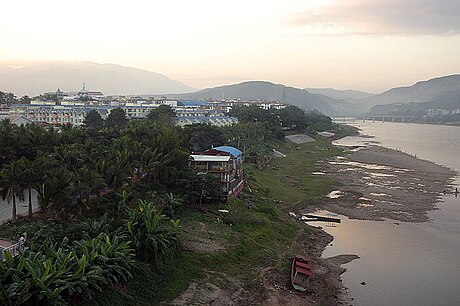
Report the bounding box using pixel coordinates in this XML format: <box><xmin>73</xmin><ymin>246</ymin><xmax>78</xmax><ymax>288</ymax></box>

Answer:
<box><xmin>229</xmin><ymin>105</ymin><xmax>278</xmax><ymax>125</ymax></box>
<box><xmin>305</xmin><ymin>110</ymin><xmax>334</xmax><ymax>132</ymax></box>
<box><xmin>147</xmin><ymin>104</ymin><xmax>176</xmax><ymax>124</ymax></box>
<box><xmin>70</xmin><ymin>166</ymin><xmax>106</xmax><ymax>214</ymax></box>
<box><xmin>108</xmin><ymin>150</ymin><xmax>132</xmax><ymax>191</ymax></box>
<box><xmin>34</xmin><ymin>166</ymin><xmax>72</xmax><ymax>213</ymax></box>
<box><xmin>19</xmin><ymin>95</ymin><xmax>32</xmax><ymax>104</ymax></box>
<box><xmin>84</xmin><ymin>110</ymin><xmax>104</xmax><ymax>129</ymax></box>
<box><xmin>276</xmin><ymin>105</ymin><xmax>307</xmax><ymax>132</ymax></box>
<box><xmin>0</xmin><ymin>91</ymin><xmax>17</xmax><ymax>106</ymax></box>
<box><xmin>21</xmin><ymin>158</ymin><xmax>42</xmax><ymax>218</ymax></box>
<box><xmin>105</xmin><ymin>108</ymin><xmax>128</xmax><ymax>129</ymax></box>
<box><xmin>0</xmin><ymin>159</ymin><xmax>27</xmax><ymax>223</ymax></box>
<box><xmin>182</xmin><ymin>123</ymin><xmax>226</xmax><ymax>152</ymax></box>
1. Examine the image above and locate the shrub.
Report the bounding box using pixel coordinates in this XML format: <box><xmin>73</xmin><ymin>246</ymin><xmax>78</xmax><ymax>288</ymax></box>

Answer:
<box><xmin>127</xmin><ymin>200</ymin><xmax>180</xmax><ymax>266</ymax></box>
<box><xmin>0</xmin><ymin>233</ymin><xmax>135</xmax><ymax>305</ymax></box>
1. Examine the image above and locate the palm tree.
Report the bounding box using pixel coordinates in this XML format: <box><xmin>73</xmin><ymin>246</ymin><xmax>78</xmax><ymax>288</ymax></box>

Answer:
<box><xmin>34</xmin><ymin>166</ymin><xmax>71</xmax><ymax>214</ymax></box>
<box><xmin>70</xmin><ymin>166</ymin><xmax>106</xmax><ymax>214</ymax></box>
<box><xmin>109</xmin><ymin>150</ymin><xmax>132</xmax><ymax>191</ymax></box>
<box><xmin>20</xmin><ymin>158</ymin><xmax>43</xmax><ymax>218</ymax></box>
<box><xmin>0</xmin><ymin>159</ymin><xmax>27</xmax><ymax>223</ymax></box>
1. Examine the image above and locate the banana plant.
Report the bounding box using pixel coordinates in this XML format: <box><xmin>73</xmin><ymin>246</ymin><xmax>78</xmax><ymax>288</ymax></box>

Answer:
<box><xmin>127</xmin><ymin>200</ymin><xmax>180</xmax><ymax>264</ymax></box>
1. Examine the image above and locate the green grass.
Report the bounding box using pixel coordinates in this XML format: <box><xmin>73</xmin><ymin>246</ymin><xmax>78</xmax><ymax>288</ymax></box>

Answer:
<box><xmin>246</xmin><ymin>140</ymin><xmax>342</xmax><ymax>205</ymax></box>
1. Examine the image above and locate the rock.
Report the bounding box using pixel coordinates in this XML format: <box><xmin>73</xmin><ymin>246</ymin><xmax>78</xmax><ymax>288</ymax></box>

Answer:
<box><xmin>361</xmin><ymin>281</ymin><xmax>366</xmax><ymax>285</ymax></box>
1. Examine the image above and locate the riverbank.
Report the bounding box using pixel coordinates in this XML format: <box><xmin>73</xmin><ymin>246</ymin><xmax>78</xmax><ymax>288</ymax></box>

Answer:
<box><xmin>240</xmin><ymin>134</ymin><xmax>457</xmax><ymax>305</ymax></box>
<box><xmin>313</xmin><ymin>123</ymin><xmax>460</xmax><ymax>306</ymax></box>
<box><xmin>7</xmin><ymin>131</ymin><xmax>452</xmax><ymax>305</ymax></box>
<box><xmin>164</xmin><ymin>138</ymin><xmax>360</xmax><ymax>306</ymax></box>
<box><xmin>176</xmin><ymin>130</ymin><xmax>459</xmax><ymax>306</ymax></box>
<box><xmin>317</xmin><ymin>144</ymin><xmax>456</xmax><ymax>222</ymax></box>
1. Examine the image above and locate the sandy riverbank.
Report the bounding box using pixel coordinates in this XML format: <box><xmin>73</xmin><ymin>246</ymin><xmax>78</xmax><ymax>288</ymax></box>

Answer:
<box><xmin>316</xmin><ymin>145</ymin><xmax>456</xmax><ymax>222</ymax></box>
<box><xmin>256</xmin><ymin>143</ymin><xmax>457</xmax><ymax>305</ymax></box>
<box><xmin>288</xmin><ymin>146</ymin><xmax>456</xmax><ymax>305</ymax></box>
<box><xmin>287</xmin><ymin>144</ymin><xmax>458</xmax><ymax>305</ymax></box>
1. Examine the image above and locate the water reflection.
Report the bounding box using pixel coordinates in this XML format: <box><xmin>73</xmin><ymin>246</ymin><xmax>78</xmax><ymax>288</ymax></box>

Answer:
<box><xmin>321</xmin><ymin>122</ymin><xmax>460</xmax><ymax>306</ymax></box>
<box><xmin>309</xmin><ymin>210</ymin><xmax>460</xmax><ymax>306</ymax></box>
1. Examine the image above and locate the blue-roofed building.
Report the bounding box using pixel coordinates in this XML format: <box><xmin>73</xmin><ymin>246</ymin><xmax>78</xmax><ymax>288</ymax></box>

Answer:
<box><xmin>190</xmin><ymin>146</ymin><xmax>244</xmax><ymax>198</ymax></box>
<box><xmin>213</xmin><ymin>146</ymin><xmax>242</xmax><ymax>156</ymax></box>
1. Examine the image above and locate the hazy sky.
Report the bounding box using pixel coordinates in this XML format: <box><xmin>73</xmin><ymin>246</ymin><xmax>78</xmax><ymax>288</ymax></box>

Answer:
<box><xmin>1</xmin><ymin>0</ymin><xmax>459</xmax><ymax>92</ymax></box>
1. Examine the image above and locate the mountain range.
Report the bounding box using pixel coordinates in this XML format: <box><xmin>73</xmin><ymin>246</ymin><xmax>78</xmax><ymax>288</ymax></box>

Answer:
<box><xmin>0</xmin><ymin>61</ymin><xmax>195</xmax><ymax>96</ymax></box>
<box><xmin>304</xmin><ymin>88</ymin><xmax>374</xmax><ymax>101</ymax></box>
<box><xmin>166</xmin><ymin>81</ymin><xmax>347</xmax><ymax>115</ymax></box>
<box><xmin>1</xmin><ymin>61</ymin><xmax>459</xmax><ymax>116</ymax></box>
<box><xmin>358</xmin><ymin>74</ymin><xmax>460</xmax><ymax>109</ymax></box>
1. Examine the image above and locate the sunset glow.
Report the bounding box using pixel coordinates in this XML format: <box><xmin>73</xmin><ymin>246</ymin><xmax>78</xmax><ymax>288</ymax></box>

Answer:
<box><xmin>1</xmin><ymin>0</ymin><xmax>459</xmax><ymax>92</ymax></box>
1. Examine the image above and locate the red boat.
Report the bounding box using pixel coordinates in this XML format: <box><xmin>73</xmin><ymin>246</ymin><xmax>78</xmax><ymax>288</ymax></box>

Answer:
<box><xmin>291</xmin><ymin>255</ymin><xmax>313</xmax><ymax>291</ymax></box>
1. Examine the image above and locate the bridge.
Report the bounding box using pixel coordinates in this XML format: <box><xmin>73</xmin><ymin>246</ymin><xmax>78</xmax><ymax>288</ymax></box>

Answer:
<box><xmin>332</xmin><ymin>116</ymin><xmax>417</xmax><ymax>123</ymax></box>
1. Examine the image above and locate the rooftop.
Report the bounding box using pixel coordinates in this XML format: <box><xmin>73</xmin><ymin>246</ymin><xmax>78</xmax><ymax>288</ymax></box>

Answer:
<box><xmin>190</xmin><ymin>155</ymin><xmax>231</xmax><ymax>162</ymax></box>
<box><xmin>214</xmin><ymin>146</ymin><xmax>243</xmax><ymax>157</ymax></box>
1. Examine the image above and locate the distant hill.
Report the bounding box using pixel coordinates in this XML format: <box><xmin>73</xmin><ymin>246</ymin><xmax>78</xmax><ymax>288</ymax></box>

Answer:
<box><xmin>304</xmin><ymin>88</ymin><xmax>373</xmax><ymax>101</ymax></box>
<box><xmin>359</xmin><ymin>75</ymin><xmax>460</xmax><ymax>108</ymax></box>
<box><xmin>166</xmin><ymin>81</ymin><xmax>354</xmax><ymax>115</ymax></box>
<box><xmin>370</xmin><ymin>90</ymin><xmax>460</xmax><ymax>115</ymax></box>
<box><xmin>0</xmin><ymin>61</ymin><xmax>195</xmax><ymax>96</ymax></box>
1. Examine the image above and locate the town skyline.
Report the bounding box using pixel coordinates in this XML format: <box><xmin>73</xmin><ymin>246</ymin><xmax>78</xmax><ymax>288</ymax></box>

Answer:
<box><xmin>1</xmin><ymin>0</ymin><xmax>460</xmax><ymax>92</ymax></box>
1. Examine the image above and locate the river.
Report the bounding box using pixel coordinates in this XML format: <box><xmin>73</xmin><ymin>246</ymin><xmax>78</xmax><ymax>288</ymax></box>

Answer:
<box><xmin>322</xmin><ymin>122</ymin><xmax>460</xmax><ymax>306</ymax></box>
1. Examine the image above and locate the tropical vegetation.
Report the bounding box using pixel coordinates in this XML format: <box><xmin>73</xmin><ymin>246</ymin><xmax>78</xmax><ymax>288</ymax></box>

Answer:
<box><xmin>0</xmin><ymin>104</ymin><xmax>342</xmax><ymax>305</ymax></box>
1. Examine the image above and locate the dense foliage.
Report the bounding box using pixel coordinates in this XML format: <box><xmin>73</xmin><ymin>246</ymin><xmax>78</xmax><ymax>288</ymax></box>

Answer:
<box><xmin>127</xmin><ymin>200</ymin><xmax>180</xmax><ymax>265</ymax></box>
<box><xmin>0</xmin><ymin>233</ymin><xmax>135</xmax><ymax>305</ymax></box>
<box><xmin>0</xmin><ymin>104</ymin><xmax>336</xmax><ymax>305</ymax></box>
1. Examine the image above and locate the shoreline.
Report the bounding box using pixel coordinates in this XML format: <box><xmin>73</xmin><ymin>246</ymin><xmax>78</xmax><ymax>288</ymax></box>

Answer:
<box><xmin>169</xmin><ymin>137</ymin><xmax>458</xmax><ymax>306</ymax></box>
<box><xmin>305</xmin><ymin>142</ymin><xmax>457</xmax><ymax>305</ymax></box>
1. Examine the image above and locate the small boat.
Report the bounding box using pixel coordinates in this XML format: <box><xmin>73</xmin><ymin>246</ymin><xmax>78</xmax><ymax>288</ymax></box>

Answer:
<box><xmin>303</xmin><ymin>214</ymin><xmax>341</xmax><ymax>223</ymax></box>
<box><xmin>291</xmin><ymin>255</ymin><xmax>313</xmax><ymax>291</ymax></box>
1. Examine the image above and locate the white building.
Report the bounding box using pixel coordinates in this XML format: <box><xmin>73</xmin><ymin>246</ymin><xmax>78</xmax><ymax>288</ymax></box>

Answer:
<box><xmin>9</xmin><ymin>115</ymin><xmax>34</xmax><ymax>126</ymax></box>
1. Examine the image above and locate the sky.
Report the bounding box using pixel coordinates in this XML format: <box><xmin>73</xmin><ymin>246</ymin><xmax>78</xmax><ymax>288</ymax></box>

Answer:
<box><xmin>1</xmin><ymin>0</ymin><xmax>459</xmax><ymax>93</ymax></box>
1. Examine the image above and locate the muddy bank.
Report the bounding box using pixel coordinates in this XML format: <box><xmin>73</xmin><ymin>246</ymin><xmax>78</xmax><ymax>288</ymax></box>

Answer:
<box><xmin>316</xmin><ymin>145</ymin><xmax>456</xmax><ymax>222</ymax></box>
<box><xmin>264</xmin><ymin>144</ymin><xmax>457</xmax><ymax>305</ymax></box>
<box><xmin>261</xmin><ymin>226</ymin><xmax>359</xmax><ymax>306</ymax></box>
<box><xmin>172</xmin><ymin>222</ymin><xmax>359</xmax><ymax>306</ymax></box>
<box><xmin>171</xmin><ymin>144</ymin><xmax>457</xmax><ymax>306</ymax></box>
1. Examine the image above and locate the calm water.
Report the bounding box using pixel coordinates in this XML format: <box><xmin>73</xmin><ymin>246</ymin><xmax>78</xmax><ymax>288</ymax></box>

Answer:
<box><xmin>321</xmin><ymin>122</ymin><xmax>460</xmax><ymax>306</ymax></box>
